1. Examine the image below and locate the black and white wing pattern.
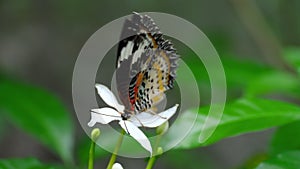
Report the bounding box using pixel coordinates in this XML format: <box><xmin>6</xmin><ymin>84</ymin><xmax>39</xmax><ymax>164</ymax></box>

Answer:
<box><xmin>116</xmin><ymin>12</ymin><xmax>179</xmax><ymax>114</ymax></box>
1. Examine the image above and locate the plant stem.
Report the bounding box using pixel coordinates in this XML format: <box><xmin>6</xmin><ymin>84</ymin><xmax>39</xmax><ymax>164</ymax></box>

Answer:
<box><xmin>145</xmin><ymin>133</ymin><xmax>163</xmax><ymax>169</ymax></box>
<box><xmin>153</xmin><ymin>134</ymin><xmax>162</xmax><ymax>153</ymax></box>
<box><xmin>88</xmin><ymin>128</ymin><xmax>100</xmax><ymax>169</ymax></box>
<box><xmin>88</xmin><ymin>139</ymin><xmax>95</xmax><ymax>169</ymax></box>
<box><xmin>106</xmin><ymin>129</ymin><xmax>125</xmax><ymax>169</ymax></box>
<box><xmin>146</xmin><ymin>156</ymin><xmax>157</xmax><ymax>169</ymax></box>
<box><xmin>230</xmin><ymin>0</ymin><xmax>294</xmax><ymax>72</ymax></box>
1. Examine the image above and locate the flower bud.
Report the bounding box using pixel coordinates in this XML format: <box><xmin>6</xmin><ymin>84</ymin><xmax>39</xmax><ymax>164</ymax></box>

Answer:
<box><xmin>112</xmin><ymin>162</ymin><xmax>124</xmax><ymax>169</ymax></box>
<box><xmin>91</xmin><ymin>128</ymin><xmax>100</xmax><ymax>142</ymax></box>
<box><xmin>156</xmin><ymin>147</ymin><xmax>163</xmax><ymax>156</ymax></box>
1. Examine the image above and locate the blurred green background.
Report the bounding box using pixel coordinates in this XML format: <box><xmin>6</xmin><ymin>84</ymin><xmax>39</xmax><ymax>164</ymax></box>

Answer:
<box><xmin>0</xmin><ymin>0</ymin><xmax>300</xmax><ymax>169</ymax></box>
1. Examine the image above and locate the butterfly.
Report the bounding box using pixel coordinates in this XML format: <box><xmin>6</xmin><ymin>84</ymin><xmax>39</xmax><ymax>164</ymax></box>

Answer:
<box><xmin>115</xmin><ymin>12</ymin><xmax>179</xmax><ymax>120</ymax></box>
<box><xmin>89</xmin><ymin>12</ymin><xmax>179</xmax><ymax>154</ymax></box>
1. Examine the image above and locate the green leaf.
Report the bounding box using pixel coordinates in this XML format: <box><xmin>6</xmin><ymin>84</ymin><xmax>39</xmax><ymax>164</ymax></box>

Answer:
<box><xmin>221</xmin><ymin>56</ymin><xmax>269</xmax><ymax>89</ymax></box>
<box><xmin>0</xmin><ymin>79</ymin><xmax>74</xmax><ymax>164</ymax></box>
<box><xmin>181</xmin><ymin>54</ymin><xmax>272</xmax><ymax>102</ymax></box>
<box><xmin>183</xmin><ymin>55</ymin><xmax>269</xmax><ymax>89</ymax></box>
<box><xmin>270</xmin><ymin>120</ymin><xmax>300</xmax><ymax>155</ymax></box>
<box><xmin>283</xmin><ymin>47</ymin><xmax>300</xmax><ymax>75</ymax></box>
<box><xmin>255</xmin><ymin>151</ymin><xmax>300</xmax><ymax>169</ymax></box>
<box><xmin>162</xmin><ymin>98</ymin><xmax>300</xmax><ymax>149</ymax></box>
<box><xmin>245</xmin><ymin>71</ymin><xmax>300</xmax><ymax>98</ymax></box>
<box><xmin>0</xmin><ymin>158</ymin><xmax>62</xmax><ymax>169</ymax></box>
<box><xmin>184</xmin><ymin>53</ymin><xmax>300</xmax><ymax>100</ymax></box>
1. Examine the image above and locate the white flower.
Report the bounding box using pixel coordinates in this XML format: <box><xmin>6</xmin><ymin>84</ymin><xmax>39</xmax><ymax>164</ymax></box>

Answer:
<box><xmin>112</xmin><ymin>162</ymin><xmax>124</xmax><ymax>169</ymax></box>
<box><xmin>88</xmin><ymin>84</ymin><xmax>179</xmax><ymax>155</ymax></box>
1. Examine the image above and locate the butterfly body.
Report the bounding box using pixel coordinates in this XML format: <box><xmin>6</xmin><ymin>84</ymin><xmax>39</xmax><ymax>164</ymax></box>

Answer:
<box><xmin>121</xmin><ymin>110</ymin><xmax>132</xmax><ymax>120</ymax></box>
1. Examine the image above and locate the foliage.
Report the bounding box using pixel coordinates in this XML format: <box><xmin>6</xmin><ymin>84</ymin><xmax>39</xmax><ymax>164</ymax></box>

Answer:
<box><xmin>255</xmin><ymin>151</ymin><xmax>300</xmax><ymax>169</ymax></box>
<box><xmin>163</xmin><ymin>98</ymin><xmax>300</xmax><ymax>149</ymax></box>
<box><xmin>0</xmin><ymin>158</ymin><xmax>62</xmax><ymax>169</ymax></box>
<box><xmin>0</xmin><ymin>77</ymin><xmax>74</xmax><ymax>166</ymax></box>
<box><xmin>1</xmin><ymin>46</ymin><xmax>300</xmax><ymax>168</ymax></box>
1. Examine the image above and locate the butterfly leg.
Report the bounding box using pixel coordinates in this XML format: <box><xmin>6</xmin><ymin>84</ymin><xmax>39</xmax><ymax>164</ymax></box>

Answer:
<box><xmin>132</xmin><ymin>115</ymin><xmax>145</xmax><ymax>128</ymax></box>
<box><xmin>147</xmin><ymin>108</ymin><xmax>167</xmax><ymax>119</ymax></box>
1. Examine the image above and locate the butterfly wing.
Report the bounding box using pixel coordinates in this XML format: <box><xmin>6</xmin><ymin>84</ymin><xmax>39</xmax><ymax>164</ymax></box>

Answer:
<box><xmin>129</xmin><ymin>49</ymin><xmax>178</xmax><ymax>112</ymax></box>
<box><xmin>116</xmin><ymin>12</ymin><xmax>155</xmax><ymax>110</ymax></box>
<box><xmin>116</xmin><ymin>12</ymin><xmax>179</xmax><ymax>113</ymax></box>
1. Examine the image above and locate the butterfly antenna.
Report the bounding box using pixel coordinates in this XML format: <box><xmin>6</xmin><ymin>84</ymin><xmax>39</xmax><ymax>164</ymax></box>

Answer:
<box><xmin>90</xmin><ymin>110</ymin><xmax>121</xmax><ymax>118</ymax></box>
<box><xmin>123</xmin><ymin>121</ymin><xmax>130</xmax><ymax>135</ymax></box>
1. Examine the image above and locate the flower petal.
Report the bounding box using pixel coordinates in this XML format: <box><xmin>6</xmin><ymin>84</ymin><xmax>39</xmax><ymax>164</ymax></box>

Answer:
<box><xmin>95</xmin><ymin>84</ymin><xmax>124</xmax><ymax>112</ymax></box>
<box><xmin>88</xmin><ymin>107</ymin><xmax>121</xmax><ymax>126</ymax></box>
<box><xmin>131</xmin><ymin>104</ymin><xmax>179</xmax><ymax>128</ymax></box>
<box><xmin>119</xmin><ymin>120</ymin><xmax>152</xmax><ymax>156</ymax></box>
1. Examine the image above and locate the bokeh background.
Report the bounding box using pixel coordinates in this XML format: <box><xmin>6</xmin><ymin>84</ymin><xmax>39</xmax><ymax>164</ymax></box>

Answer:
<box><xmin>0</xmin><ymin>0</ymin><xmax>300</xmax><ymax>169</ymax></box>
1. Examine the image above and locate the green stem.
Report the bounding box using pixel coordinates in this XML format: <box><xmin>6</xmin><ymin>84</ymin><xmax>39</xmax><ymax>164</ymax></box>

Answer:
<box><xmin>146</xmin><ymin>156</ymin><xmax>157</xmax><ymax>169</ymax></box>
<box><xmin>145</xmin><ymin>133</ymin><xmax>163</xmax><ymax>169</ymax></box>
<box><xmin>230</xmin><ymin>0</ymin><xmax>294</xmax><ymax>72</ymax></box>
<box><xmin>106</xmin><ymin>130</ymin><xmax>125</xmax><ymax>169</ymax></box>
<box><xmin>88</xmin><ymin>128</ymin><xmax>100</xmax><ymax>169</ymax></box>
<box><xmin>153</xmin><ymin>134</ymin><xmax>162</xmax><ymax>153</ymax></box>
<box><xmin>88</xmin><ymin>140</ymin><xmax>95</xmax><ymax>169</ymax></box>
